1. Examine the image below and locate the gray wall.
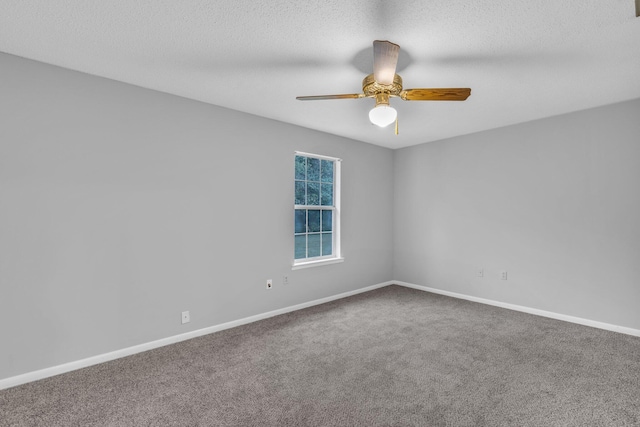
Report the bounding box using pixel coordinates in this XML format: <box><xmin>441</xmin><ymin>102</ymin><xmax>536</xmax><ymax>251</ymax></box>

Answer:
<box><xmin>394</xmin><ymin>98</ymin><xmax>640</xmax><ymax>330</ymax></box>
<box><xmin>3</xmin><ymin>50</ymin><xmax>639</xmax><ymax>382</ymax></box>
<box><xmin>0</xmin><ymin>53</ymin><xmax>394</xmax><ymax>380</ymax></box>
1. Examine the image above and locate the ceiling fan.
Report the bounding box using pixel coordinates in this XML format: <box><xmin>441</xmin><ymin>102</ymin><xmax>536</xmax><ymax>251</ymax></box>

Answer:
<box><xmin>297</xmin><ymin>40</ymin><xmax>471</xmax><ymax>133</ymax></box>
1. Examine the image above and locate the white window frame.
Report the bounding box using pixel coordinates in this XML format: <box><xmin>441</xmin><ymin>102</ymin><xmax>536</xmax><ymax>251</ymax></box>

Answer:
<box><xmin>292</xmin><ymin>151</ymin><xmax>343</xmax><ymax>270</ymax></box>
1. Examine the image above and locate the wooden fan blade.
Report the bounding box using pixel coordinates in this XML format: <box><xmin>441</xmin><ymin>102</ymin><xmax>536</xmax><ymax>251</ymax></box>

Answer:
<box><xmin>373</xmin><ymin>40</ymin><xmax>400</xmax><ymax>85</ymax></box>
<box><xmin>296</xmin><ymin>94</ymin><xmax>364</xmax><ymax>101</ymax></box>
<box><xmin>400</xmin><ymin>88</ymin><xmax>471</xmax><ymax>101</ymax></box>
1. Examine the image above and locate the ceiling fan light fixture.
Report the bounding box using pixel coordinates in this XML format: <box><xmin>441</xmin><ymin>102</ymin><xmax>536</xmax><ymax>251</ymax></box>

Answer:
<box><xmin>369</xmin><ymin>104</ymin><xmax>397</xmax><ymax>127</ymax></box>
<box><xmin>369</xmin><ymin>92</ymin><xmax>397</xmax><ymax>127</ymax></box>
<box><xmin>296</xmin><ymin>41</ymin><xmax>471</xmax><ymax>131</ymax></box>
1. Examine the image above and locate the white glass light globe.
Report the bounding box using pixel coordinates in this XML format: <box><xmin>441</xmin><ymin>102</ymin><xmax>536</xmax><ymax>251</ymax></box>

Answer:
<box><xmin>369</xmin><ymin>105</ymin><xmax>397</xmax><ymax>127</ymax></box>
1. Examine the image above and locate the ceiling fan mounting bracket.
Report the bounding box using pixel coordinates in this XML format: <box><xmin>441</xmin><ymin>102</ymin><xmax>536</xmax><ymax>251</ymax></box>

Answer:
<box><xmin>362</xmin><ymin>73</ymin><xmax>403</xmax><ymax>97</ymax></box>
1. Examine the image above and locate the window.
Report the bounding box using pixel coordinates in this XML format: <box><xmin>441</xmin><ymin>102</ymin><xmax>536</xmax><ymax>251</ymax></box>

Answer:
<box><xmin>293</xmin><ymin>152</ymin><xmax>342</xmax><ymax>268</ymax></box>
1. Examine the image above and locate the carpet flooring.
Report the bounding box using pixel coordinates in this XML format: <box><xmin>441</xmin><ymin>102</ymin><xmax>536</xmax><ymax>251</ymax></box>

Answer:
<box><xmin>1</xmin><ymin>285</ymin><xmax>639</xmax><ymax>426</ymax></box>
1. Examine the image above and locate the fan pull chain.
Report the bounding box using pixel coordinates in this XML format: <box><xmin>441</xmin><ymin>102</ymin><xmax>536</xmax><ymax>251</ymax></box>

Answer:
<box><xmin>395</xmin><ymin>118</ymin><xmax>399</xmax><ymax>135</ymax></box>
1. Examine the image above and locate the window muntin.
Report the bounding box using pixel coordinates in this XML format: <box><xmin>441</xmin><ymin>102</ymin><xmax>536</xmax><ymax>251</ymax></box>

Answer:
<box><xmin>294</xmin><ymin>153</ymin><xmax>340</xmax><ymax>264</ymax></box>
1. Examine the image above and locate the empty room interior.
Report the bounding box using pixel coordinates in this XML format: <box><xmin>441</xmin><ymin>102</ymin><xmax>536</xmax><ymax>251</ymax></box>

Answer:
<box><xmin>1</xmin><ymin>1</ymin><xmax>640</xmax><ymax>426</ymax></box>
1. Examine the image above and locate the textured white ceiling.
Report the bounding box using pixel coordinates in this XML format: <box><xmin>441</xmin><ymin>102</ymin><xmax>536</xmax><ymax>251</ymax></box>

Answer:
<box><xmin>1</xmin><ymin>0</ymin><xmax>639</xmax><ymax>148</ymax></box>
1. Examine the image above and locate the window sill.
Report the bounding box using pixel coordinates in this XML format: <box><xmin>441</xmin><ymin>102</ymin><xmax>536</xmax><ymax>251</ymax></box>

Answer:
<box><xmin>292</xmin><ymin>257</ymin><xmax>344</xmax><ymax>270</ymax></box>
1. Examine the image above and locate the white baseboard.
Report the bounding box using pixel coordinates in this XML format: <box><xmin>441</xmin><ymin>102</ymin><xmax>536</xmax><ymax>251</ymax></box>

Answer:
<box><xmin>0</xmin><ymin>281</ymin><xmax>394</xmax><ymax>390</ymax></box>
<box><xmin>394</xmin><ymin>281</ymin><xmax>640</xmax><ymax>338</ymax></box>
<box><xmin>4</xmin><ymin>279</ymin><xmax>637</xmax><ymax>390</ymax></box>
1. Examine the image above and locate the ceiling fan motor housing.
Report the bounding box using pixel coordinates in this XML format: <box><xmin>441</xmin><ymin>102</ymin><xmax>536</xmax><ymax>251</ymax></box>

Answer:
<box><xmin>362</xmin><ymin>73</ymin><xmax>403</xmax><ymax>98</ymax></box>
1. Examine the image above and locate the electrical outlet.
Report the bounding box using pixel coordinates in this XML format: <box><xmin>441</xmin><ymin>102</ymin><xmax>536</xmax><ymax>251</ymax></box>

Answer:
<box><xmin>181</xmin><ymin>311</ymin><xmax>190</xmax><ymax>324</ymax></box>
<box><xmin>477</xmin><ymin>268</ymin><xmax>484</xmax><ymax>278</ymax></box>
<box><xmin>266</xmin><ymin>279</ymin><xmax>273</xmax><ymax>289</ymax></box>
<box><xmin>500</xmin><ymin>271</ymin><xmax>508</xmax><ymax>280</ymax></box>
<box><xmin>283</xmin><ymin>275</ymin><xmax>289</xmax><ymax>285</ymax></box>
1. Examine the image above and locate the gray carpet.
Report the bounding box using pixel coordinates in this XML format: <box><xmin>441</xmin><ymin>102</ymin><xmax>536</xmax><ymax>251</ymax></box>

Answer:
<box><xmin>2</xmin><ymin>285</ymin><xmax>639</xmax><ymax>426</ymax></box>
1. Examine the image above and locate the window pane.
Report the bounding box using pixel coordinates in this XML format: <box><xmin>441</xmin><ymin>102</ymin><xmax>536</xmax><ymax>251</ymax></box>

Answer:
<box><xmin>308</xmin><ymin>210</ymin><xmax>320</xmax><ymax>232</ymax></box>
<box><xmin>295</xmin><ymin>235</ymin><xmax>307</xmax><ymax>259</ymax></box>
<box><xmin>322</xmin><ymin>233</ymin><xmax>332</xmax><ymax>256</ymax></box>
<box><xmin>307</xmin><ymin>158</ymin><xmax>320</xmax><ymax>181</ymax></box>
<box><xmin>308</xmin><ymin>234</ymin><xmax>321</xmax><ymax>257</ymax></box>
<box><xmin>295</xmin><ymin>209</ymin><xmax>306</xmax><ymax>234</ymax></box>
<box><xmin>294</xmin><ymin>154</ymin><xmax>339</xmax><ymax>263</ymax></box>
<box><xmin>295</xmin><ymin>156</ymin><xmax>306</xmax><ymax>180</ymax></box>
<box><xmin>295</xmin><ymin>181</ymin><xmax>306</xmax><ymax>205</ymax></box>
<box><xmin>320</xmin><ymin>183</ymin><xmax>333</xmax><ymax>206</ymax></box>
<box><xmin>321</xmin><ymin>160</ymin><xmax>333</xmax><ymax>183</ymax></box>
<box><xmin>307</xmin><ymin>182</ymin><xmax>320</xmax><ymax>205</ymax></box>
<box><xmin>322</xmin><ymin>210</ymin><xmax>332</xmax><ymax>232</ymax></box>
